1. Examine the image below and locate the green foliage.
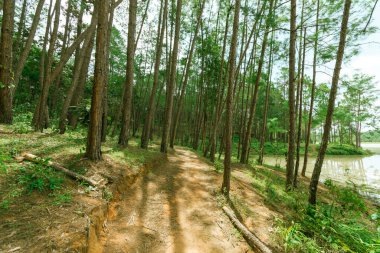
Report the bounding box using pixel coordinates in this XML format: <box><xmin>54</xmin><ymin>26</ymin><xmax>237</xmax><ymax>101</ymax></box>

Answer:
<box><xmin>325</xmin><ymin>144</ymin><xmax>370</xmax><ymax>155</ymax></box>
<box><xmin>12</xmin><ymin>112</ymin><xmax>33</xmax><ymax>133</ymax></box>
<box><xmin>16</xmin><ymin>163</ymin><xmax>63</xmax><ymax>193</ymax></box>
<box><xmin>362</xmin><ymin>130</ymin><xmax>380</xmax><ymax>143</ymax></box>
<box><xmin>276</xmin><ymin>219</ymin><xmax>321</xmax><ymax>253</ymax></box>
<box><xmin>51</xmin><ymin>192</ymin><xmax>72</xmax><ymax>205</ymax></box>
<box><xmin>247</xmin><ymin>164</ymin><xmax>379</xmax><ymax>252</ymax></box>
<box><xmin>102</xmin><ymin>188</ymin><xmax>113</xmax><ymax>202</ymax></box>
<box><xmin>213</xmin><ymin>160</ymin><xmax>224</xmax><ymax>173</ymax></box>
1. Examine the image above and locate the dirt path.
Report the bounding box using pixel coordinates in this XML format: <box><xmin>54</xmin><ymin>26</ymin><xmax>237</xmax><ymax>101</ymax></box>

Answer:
<box><xmin>102</xmin><ymin>148</ymin><xmax>252</xmax><ymax>253</ymax></box>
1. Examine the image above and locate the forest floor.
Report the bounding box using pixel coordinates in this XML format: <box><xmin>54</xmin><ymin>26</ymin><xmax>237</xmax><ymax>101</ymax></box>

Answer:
<box><xmin>0</xmin><ymin>126</ymin><xmax>268</xmax><ymax>252</ymax></box>
<box><xmin>1</xmin><ymin>125</ymin><xmax>378</xmax><ymax>252</ymax></box>
<box><xmin>101</xmin><ymin>148</ymin><xmax>254</xmax><ymax>253</ymax></box>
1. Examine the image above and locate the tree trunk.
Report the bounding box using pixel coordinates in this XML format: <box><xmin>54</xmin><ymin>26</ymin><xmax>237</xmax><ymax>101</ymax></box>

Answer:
<box><xmin>85</xmin><ymin>0</ymin><xmax>109</xmax><ymax>161</ymax></box>
<box><xmin>119</xmin><ymin>0</ymin><xmax>138</xmax><ymax>146</ymax></box>
<box><xmin>293</xmin><ymin>27</ymin><xmax>307</xmax><ymax>187</ymax></box>
<box><xmin>59</xmin><ymin>14</ymin><xmax>97</xmax><ymax>134</ymax></box>
<box><xmin>0</xmin><ymin>0</ymin><xmax>15</xmax><ymax>124</ymax></box>
<box><xmin>309</xmin><ymin>0</ymin><xmax>351</xmax><ymax>205</ymax></box>
<box><xmin>222</xmin><ymin>0</ymin><xmax>240</xmax><ymax>197</ymax></box>
<box><xmin>34</xmin><ymin>0</ymin><xmax>61</xmax><ymax>131</ymax></box>
<box><xmin>285</xmin><ymin>0</ymin><xmax>297</xmax><ymax>191</ymax></box>
<box><xmin>170</xmin><ymin>0</ymin><xmax>205</xmax><ymax>148</ymax></box>
<box><xmin>160</xmin><ymin>0</ymin><xmax>183</xmax><ymax>153</ymax></box>
<box><xmin>13</xmin><ymin>0</ymin><xmax>27</xmax><ymax>68</ymax></box>
<box><xmin>209</xmin><ymin>6</ymin><xmax>231</xmax><ymax>162</ymax></box>
<box><xmin>240</xmin><ymin>0</ymin><xmax>274</xmax><ymax>164</ymax></box>
<box><xmin>141</xmin><ymin>0</ymin><xmax>168</xmax><ymax>149</ymax></box>
<box><xmin>258</xmin><ymin>29</ymin><xmax>275</xmax><ymax>165</ymax></box>
<box><xmin>302</xmin><ymin>0</ymin><xmax>320</xmax><ymax>177</ymax></box>
<box><xmin>13</xmin><ymin>0</ymin><xmax>45</xmax><ymax>94</ymax></box>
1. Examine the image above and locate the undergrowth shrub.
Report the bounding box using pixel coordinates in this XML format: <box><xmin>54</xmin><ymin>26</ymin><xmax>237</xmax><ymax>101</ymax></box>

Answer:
<box><xmin>17</xmin><ymin>163</ymin><xmax>63</xmax><ymax>193</ymax></box>
<box><xmin>12</xmin><ymin>112</ymin><xmax>33</xmax><ymax>133</ymax></box>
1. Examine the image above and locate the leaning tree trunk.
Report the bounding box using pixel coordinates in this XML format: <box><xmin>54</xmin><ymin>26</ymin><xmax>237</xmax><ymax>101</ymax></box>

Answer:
<box><xmin>58</xmin><ymin>14</ymin><xmax>98</xmax><ymax>134</ymax></box>
<box><xmin>160</xmin><ymin>0</ymin><xmax>183</xmax><ymax>153</ymax></box>
<box><xmin>34</xmin><ymin>0</ymin><xmax>61</xmax><ymax>131</ymax></box>
<box><xmin>0</xmin><ymin>0</ymin><xmax>15</xmax><ymax>124</ymax></box>
<box><xmin>13</xmin><ymin>0</ymin><xmax>45</xmax><ymax>95</ymax></box>
<box><xmin>119</xmin><ymin>0</ymin><xmax>138</xmax><ymax>147</ymax></box>
<box><xmin>309</xmin><ymin>0</ymin><xmax>351</xmax><ymax>205</ymax></box>
<box><xmin>240</xmin><ymin>0</ymin><xmax>274</xmax><ymax>164</ymax></box>
<box><xmin>86</xmin><ymin>0</ymin><xmax>109</xmax><ymax>161</ymax></box>
<box><xmin>221</xmin><ymin>0</ymin><xmax>240</xmax><ymax>197</ymax></box>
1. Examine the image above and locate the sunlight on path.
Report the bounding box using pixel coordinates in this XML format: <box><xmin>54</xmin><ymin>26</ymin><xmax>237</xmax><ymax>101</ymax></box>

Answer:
<box><xmin>103</xmin><ymin>148</ymin><xmax>252</xmax><ymax>253</ymax></box>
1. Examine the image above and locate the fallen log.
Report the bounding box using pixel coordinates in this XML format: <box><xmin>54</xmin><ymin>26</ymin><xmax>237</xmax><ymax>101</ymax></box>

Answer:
<box><xmin>20</xmin><ymin>153</ymin><xmax>98</xmax><ymax>187</ymax></box>
<box><xmin>222</xmin><ymin>206</ymin><xmax>272</xmax><ymax>253</ymax></box>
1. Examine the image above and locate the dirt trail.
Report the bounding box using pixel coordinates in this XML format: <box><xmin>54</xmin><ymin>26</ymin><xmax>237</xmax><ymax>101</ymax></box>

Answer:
<box><xmin>102</xmin><ymin>148</ymin><xmax>252</xmax><ymax>253</ymax></box>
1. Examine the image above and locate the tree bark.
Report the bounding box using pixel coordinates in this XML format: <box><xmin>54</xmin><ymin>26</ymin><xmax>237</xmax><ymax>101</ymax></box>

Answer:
<box><xmin>141</xmin><ymin>0</ymin><xmax>168</xmax><ymax>149</ymax></box>
<box><xmin>34</xmin><ymin>0</ymin><xmax>61</xmax><ymax>131</ymax></box>
<box><xmin>59</xmin><ymin>10</ymin><xmax>98</xmax><ymax>134</ymax></box>
<box><xmin>160</xmin><ymin>0</ymin><xmax>183</xmax><ymax>153</ymax></box>
<box><xmin>170</xmin><ymin>0</ymin><xmax>205</xmax><ymax>148</ymax></box>
<box><xmin>285</xmin><ymin>0</ymin><xmax>297</xmax><ymax>191</ymax></box>
<box><xmin>309</xmin><ymin>0</ymin><xmax>351</xmax><ymax>205</ymax></box>
<box><xmin>240</xmin><ymin>0</ymin><xmax>274</xmax><ymax>164</ymax></box>
<box><xmin>0</xmin><ymin>0</ymin><xmax>15</xmax><ymax>124</ymax></box>
<box><xmin>119</xmin><ymin>0</ymin><xmax>138</xmax><ymax>146</ymax></box>
<box><xmin>302</xmin><ymin>0</ymin><xmax>320</xmax><ymax>177</ymax></box>
<box><xmin>13</xmin><ymin>0</ymin><xmax>45</xmax><ymax>94</ymax></box>
<box><xmin>86</xmin><ymin>0</ymin><xmax>109</xmax><ymax>161</ymax></box>
<box><xmin>294</xmin><ymin>27</ymin><xmax>307</xmax><ymax>187</ymax></box>
<box><xmin>208</xmin><ymin>5</ymin><xmax>231</xmax><ymax>162</ymax></box>
<box><xmin>258</xmin><ymin>29</ymin><xmax>275</xmax><ymax>165</ymax></box>
<box><xmin>222</xmin><ymin>0</ymin><xmax>240</xmax><ymax>196</ymax></box>
<box><xmin>222</xmin><ymin>206</ymin><xmax>272</xmax><ymax>253</ymax></box>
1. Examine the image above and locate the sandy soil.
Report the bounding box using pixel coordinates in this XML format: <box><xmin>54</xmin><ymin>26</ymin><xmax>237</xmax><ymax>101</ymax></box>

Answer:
<box><xmin>101</xmin><ymin>148</ymin><xmax>253</xmax><ymax>253</ymax></box>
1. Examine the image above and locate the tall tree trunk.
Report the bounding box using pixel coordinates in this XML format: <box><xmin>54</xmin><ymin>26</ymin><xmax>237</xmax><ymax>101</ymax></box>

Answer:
<box><xmin>309</xmin><ymin>0</ymin><xmax>351</xmax><ymax>205</ymax></box>
<box><xmin>34</xmin><ymin>0</ymin><xmax>61</xmax><ymax>131</ymax></box>
<box><xmin>221</xmin><ymin>0</ymin><xmax>240</xmax><ymax>197</ymax></box>
<box><xmin>32</xmin><ymin>0</ymin><xmax>53</xmax><ymax>127</ymax></box>
<box><xmin>209</xmin><ymin>5</ymin><xmax>231</xmax><ymax>162</ymax></box>
<box><xmin>59</xmin><ymin>9</ymin><xmax>98</xmax><ymax>134</ymax></box>
<box><xmin>67</xmin><ymin>34</ymin><xmax>95</xmax><ymax>129</ymax></box>
<box><xmin>294</xmin><ymin>27</ymin><xmax>307</xmax><ymax>187</ymax></box>
<box><xmin>86</xmin><ymin>0</ymin><xmax>109</xmax><ymax>161</ymax></box>
<box><xmin>13</xmin><ymin>0</ymin><xmax>45</xmax><ymax>94</ymax></box>
<box><xmin>240</xmin><ymin>0</ymin><xmax>274</xmax><ymax>164</ymax></box>
<box><xmin>170</xmin><ymin>0</ymin><xmax>205</xmax><ymax>148</ymax></box>
<box><xmin>160</xmin><ymin>0</ymin><xmax>183</xmax><ymax>153</ymax></box>
<box><xmin>13</xmin><ymin>0</ymin><xmax>27</xmax><ymax>67</ymax></box>
<box><xmin>302</xmin><ymin>0</ymin><xmax>320</xmax><ymax>177</ymax></box>
<box><xmin>119</xmin><ymin>0</ymin><xmax>138</xmax><ymax>146</ymax></box>
<box><xmin>141</xmin><ymin>0</ymin><xmax>168</xmax><ymax>149</ymax></box>
<box><xmin>0</xmin><ymin>0</ymin><xmax>15</xmax><ymax>124</ymax></box>
<box><xmin>50</xmin><ymin>0</ymin><xmax>74</xmax><ymax>113</ymax></box>
<box><xmin>258</xmin><ymin>29</ymin><xmax>275</xmax><ymax>165</ymax></box>
<box><xmin>285</xmin><ymin>0</ymin><xmax>297</xmax><ymax>191</ymax></box>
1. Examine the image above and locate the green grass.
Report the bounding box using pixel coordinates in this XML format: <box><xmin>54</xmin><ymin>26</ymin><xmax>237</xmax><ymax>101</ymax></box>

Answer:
<box><xmin>243</xmin><ymin>165</ymin><xmax>380</xmax><ymax>252</ymax></box>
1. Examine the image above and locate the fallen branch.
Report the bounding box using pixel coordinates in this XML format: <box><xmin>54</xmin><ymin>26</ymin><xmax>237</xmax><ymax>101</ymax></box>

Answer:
<box><xmin>222</xmin><ymin>206</ymin><xmax>272</xmax><ymax>253</ymax></box>
<box><xmin>20</xmin><ymin>153</ymin><xmax>98</xmax><ymax>187</ymax></box>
